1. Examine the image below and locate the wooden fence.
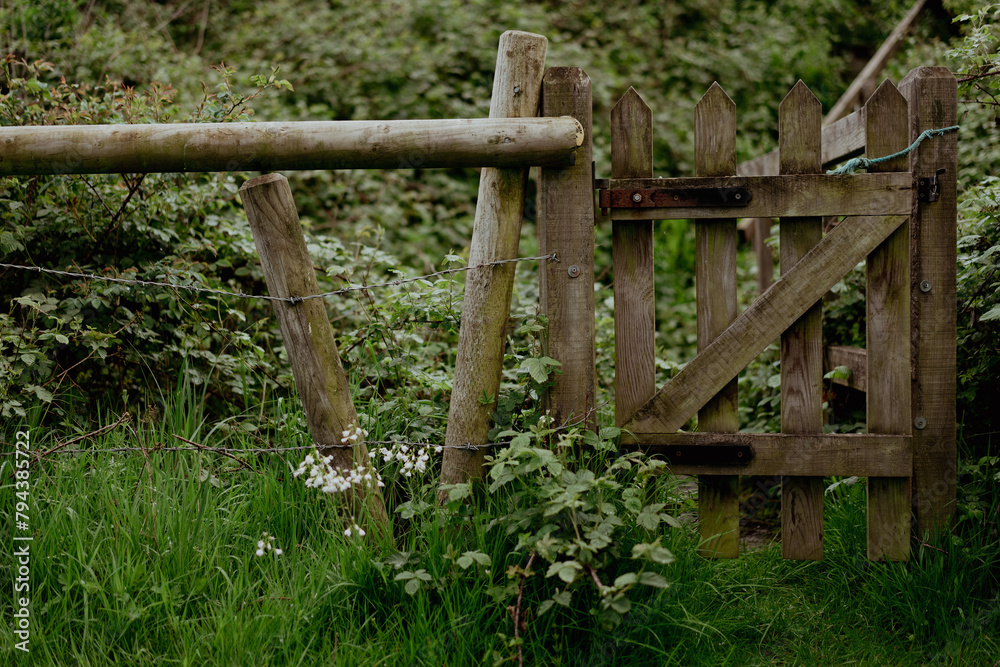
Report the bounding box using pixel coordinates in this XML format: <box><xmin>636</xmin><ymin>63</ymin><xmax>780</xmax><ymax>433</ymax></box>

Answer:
<box><xmin>0</xmin><ymin>29</ymin><xmax>958</xmax><ymax>561</ymax></box>
<box><xmin>597</xmin><ymin>69</ymin><xmax>957</xmax><ymax>561</ymax></box>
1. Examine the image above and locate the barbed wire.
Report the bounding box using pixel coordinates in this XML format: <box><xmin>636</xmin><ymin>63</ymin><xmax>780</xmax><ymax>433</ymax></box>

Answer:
<box><xmin>1</xmin><ymin>441</ymin><xmax>496</xmax><ymax>458</ymax></box>
<box><xmin>0</xmin><ymin>252</ymin><xmax>559</xmax><ymax>305</ymax></box>
<box><xmin>1</xmin><ymin>404</ymin><xmax>606</xmax><ymax>460</ymax></box>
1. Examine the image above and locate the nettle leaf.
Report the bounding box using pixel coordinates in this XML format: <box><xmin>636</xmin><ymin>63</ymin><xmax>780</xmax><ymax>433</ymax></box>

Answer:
<box><xmin>599</xmin><ymin>426</ymin><xmax>621</xmax><ymax>440</ymax></box>
<box><xmin>546</xmin><ymin>560</ymin><xmax>582</xmax><ymax>584</ymax></box>
<box><xmin>636</xmin><ymin>504</ymin><xmax>665</xmax><ymax>531</ymax></box>
<box><xmin>521</xmin><ymin>357</ymin><xmax>550</xmax><ymax>384</ymax></box>
<box><xmin>613</xmin><ymin>572</ymin><xmax>638</xmax><ymax>588</ymax></box>
<box><xmin>638</xmin><ymin>572</ymin><xmax>670</xmax><ymax>589</ymax></box>
<box><xmin>537</xmin><ymin>599</ymin><xmax>556</xmax><ymax>616</ymax></box>
<box><xmin>631</xmin><ymin>540</ymin><xmax>676</xmax><ymax>565</ymax></box>
<box><xmin>456</xmin><ymin>551</ymin><xmax>491</xmax><ymax>569</ymax></box>
<box><xmin>981</xmin><ymin>304</ymin><xmax>1000</xmax><ymax>321</ymax></box>
<box><xmin>609</xmin><ymin>593</ymin><xmax>631</xmax><ymax>614</ymax></box>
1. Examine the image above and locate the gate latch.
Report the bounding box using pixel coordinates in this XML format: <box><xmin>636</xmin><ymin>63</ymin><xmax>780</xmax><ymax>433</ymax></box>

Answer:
<box><xmin>594</xmin><ymin>179</ymin><xmax>752</xmax><ymax>216</ymax></box>
<box><xmin>918</xmin><ymin>168</ymin><xmax>946</xmax><ymax>203</ymax></box>
<box><xmin>659</xmin><ymin>444</ymin><xmax>754</xmax><ymax>467</ymax></box>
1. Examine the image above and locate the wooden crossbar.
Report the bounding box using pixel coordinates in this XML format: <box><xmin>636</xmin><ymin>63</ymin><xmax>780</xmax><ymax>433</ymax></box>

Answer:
<box><xmin>0</xmin><ymin>117</ymin><xmax>583</xmax><ymax>175</ymax></box>
<box><xmin>621</xmin><ymin>433</ymin><xmax>912</xmax><ymax>477</ymax></box>
<box><xmin>604</xmin><ymin>172</ymin><xmax>910</xmax><ymax>220</ymax></box>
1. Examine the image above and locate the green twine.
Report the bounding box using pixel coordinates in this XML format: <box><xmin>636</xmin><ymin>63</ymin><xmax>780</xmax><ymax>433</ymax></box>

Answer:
<box><xmin>827</xmin><ymin>125</ymin><xmax>959</xmax><ymax>175</ymax></box>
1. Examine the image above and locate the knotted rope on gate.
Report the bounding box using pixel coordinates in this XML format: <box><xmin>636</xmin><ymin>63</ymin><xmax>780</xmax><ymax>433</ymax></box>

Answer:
<box><xmin>827</xmin><ymin>125</ymin><xmax>960</xmax><ymax>175</ymax></box>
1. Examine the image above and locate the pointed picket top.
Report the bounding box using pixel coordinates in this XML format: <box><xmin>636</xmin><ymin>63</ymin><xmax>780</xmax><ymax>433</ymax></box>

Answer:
<box><xmin>865</xmin><ymin>79</ymin><xmax>909</xmax><ymax>170</ymax></box>
<box><xmin>611</xmin><ymin>87</ymin><xmax>653</xmax><ymax>179</ymax></box>
<box><xmin>779</xmin><ymin>80</ymin><xmax>822</xmax><ymax>174</ymax></box>
<box><xmin>694</xmin><ymin>82</ymin><xmax>736</xmax><ymax>177</ymax></box>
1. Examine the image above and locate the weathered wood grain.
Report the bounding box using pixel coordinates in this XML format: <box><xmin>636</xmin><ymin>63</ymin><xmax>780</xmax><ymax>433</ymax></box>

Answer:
<box><xmin>611</xmin><ymin>88</ymin><xmax>656</xmax><ymax>427</ymax></box>
<box><xmin>607</xmin><ymin>172</ymin><xmax>911</xmax><ymax>220</ymax></box>
<box><xmin>625</xmin><ymin>213</ymin><xmax>907</xmax><ymax>435</ymax></box>
<box><xmin>623</xmin><ymin>432</ymin><xmax>912</xmax><ymax>477</ymax></box>
<box><xmin>736</xmin><ymin>106</ymin><xmax>867</xmax><ymax>177</ymax></box>
<box><xmin>0</xmin><ymin>117</ymin><xmax>583</xmax><ymax>175</ymax></box>
<box><xmin>694</xmin><ymin>83</ymin><xmax>740</xmax><ymax>559</ymax></box>
<box><xmin>865</xmin><ymin>79</ymin><xmax>912</xmax><ymax>562</ymax></box>
<box><xmin>900</xmin><ymin>67</ymin><xmax>959</xmax><ymax>537</ymax></box>
<box><xmin>824</xmin><ymin>345</ymin><xmax>868</xmax><ymax>392</ymax></box>
<box><xmin>778</xmin><ymin>81</ymin><xmax>825</xmax><ymax>561</ymax></box>
<box><xmin>241</xmin><ymin>173</ymin><xmax>390</xmax><ymax>538</ymax></box>
<box><xmin>538</xmin><ymin>67</ymin><xmax>597</xmax><ymax>430</ymax></box>
<box><xmin>440</xmin><ymin>31</ymin><xmax>547</xmax><ymax>489</ymax></box>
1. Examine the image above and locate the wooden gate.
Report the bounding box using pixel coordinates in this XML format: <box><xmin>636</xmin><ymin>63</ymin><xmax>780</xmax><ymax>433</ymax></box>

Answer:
<box><xmin>600</xmin><ymin>68</ymin><xmax>957</xmax><ymax>561</ymax></box>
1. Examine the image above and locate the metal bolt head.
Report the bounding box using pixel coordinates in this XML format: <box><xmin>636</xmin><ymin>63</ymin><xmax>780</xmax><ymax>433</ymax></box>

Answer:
<box><xmin>513</xmin><ymin>86</ymin><xmax>520</xmax><ymax>94</ymax></box>
<box><xmin>919</xmin><ymin>280</ymin><xmax>932</xmax><ymax>293</ymax></box>
<box><xmin>914</xmin><ymin>416</ymin><xmax>927</xmax><ymax>430</ymax></box>
<box><xmin>632</xmin><ymin>192</ymin><xmax>643</xmax><ymax>203</ymax></box>
<box><xmin>567</xmin><ymin>264</ymin><xmax>581</xmax><ymax>278</ymax></box>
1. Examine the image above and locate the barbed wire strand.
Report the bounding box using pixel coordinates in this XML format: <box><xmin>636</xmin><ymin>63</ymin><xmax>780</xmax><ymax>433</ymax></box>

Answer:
<box><xmin>3</xmin><ymin>404</ymin><xmax>607</xmax><ymax>460</ymax></box>
<box><xmin>0</xmin><ymin>252</ymin><xmax>559</xmax><ymax>305</ymax></box>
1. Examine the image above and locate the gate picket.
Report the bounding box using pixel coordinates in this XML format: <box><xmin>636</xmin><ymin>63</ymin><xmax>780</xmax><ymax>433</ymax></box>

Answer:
<box><xmin>694</xmin><ymin>83</ymin><xmax>740</xmax><ymax>559</ymax></box>
<box><xmin>864</xmin><ymin>80</ymin><xmax>912</xmax><ymax>561</ymax></box>
<box><xmin>778</xmin><ymin>81</ymin><xmax>826</xmax><ymax>561</ymax></box>
<box><xmin>611</xmin><ymin>89</ymin><xmax>656</xmax><ymax>428</ymax></box>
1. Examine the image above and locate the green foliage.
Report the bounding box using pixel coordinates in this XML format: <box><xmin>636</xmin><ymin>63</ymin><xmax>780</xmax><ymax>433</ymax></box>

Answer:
<box><xmin>947</xmin><ymin>5</ymin><xmax>1000</xmax><ymax>453</ymax></box>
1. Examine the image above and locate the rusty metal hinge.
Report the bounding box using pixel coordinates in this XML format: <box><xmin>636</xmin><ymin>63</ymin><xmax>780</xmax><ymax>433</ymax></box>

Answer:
<box><xmin>594</xmin><ymin>179</ymin><xmax>752</xmax><ymax>216</ymax></box>
<box><xmin>917</xmin><ymin>168</ymin><xmax>946</xmax><ymax>203</ymax></box>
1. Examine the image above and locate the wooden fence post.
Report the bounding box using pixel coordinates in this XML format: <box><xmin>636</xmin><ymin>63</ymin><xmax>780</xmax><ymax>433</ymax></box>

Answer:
<box><xmin>240</xmin><ymin>173</ymin><xmax>390</xmax><ymax>538</ymax></box>
<box><xmin>439</xmin><ymin>31</ymin><xmax>547</xmax><ymax>490</ymax></box>
<box><xmin>865</xmin><ymin>80</ymin><xmax>911</xmax><ymax>561</ymax></box>
<box><xmin>899</xmin><ymin>67</ymin><xmax>959</xmax><ymax>537</ymax></box>
<box><xmin>611</xmin><ymin>88</ymin><xmax>655</xmax><ymax>428</ymax></box>
<box><xmin>778</xmin><ymin>81</ymin><xmax>825</xmax><ymax>560</ymax></box>
<box><xmin>538</xmin><ymin>67</ymin><xmax>596</xmax><ymax>430</ymax></box>
<box><xmin>694</xmin><ymin>83</ymin><xmax>740</xmax><ymax>559</ymax></box>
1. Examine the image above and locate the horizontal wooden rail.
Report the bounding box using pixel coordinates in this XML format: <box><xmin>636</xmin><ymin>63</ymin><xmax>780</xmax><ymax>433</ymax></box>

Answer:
<box><xmin>0</xmin><ymin>117</ymin><xmax>585</xmax><ymax>175</ymax></box>
<box><xmin>623</xmin><ymin>432</ymin><xmax>911</xmax><ymax>476</ymax></box>
<box><xmin>825</xmin><ymin>345</ymin><xmax>868</xmax><ymax>392</ymax></box>
<box><xmin>605</xmin><ymin>171</ymin><xmax>909</xmax><ymax>220</ymax></box>
<box><xmin>739</xmin><ymin>107</ymin><xmax>867</xmax><ymax>177</ymax></box>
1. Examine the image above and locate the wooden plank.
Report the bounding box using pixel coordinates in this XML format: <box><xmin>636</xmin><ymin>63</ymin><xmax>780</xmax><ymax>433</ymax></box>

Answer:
<box><xmin>822</xmin><ymin>107</ymin><xmax>867</xmax><ymax>168</ymax></box>
<box><xmin>694</xmin><ymin>83</ymin><xmax>740</xmax><ymax>559</ymax></box>
<box><xmin>736</xmin><ymin>106</ymin><xmax>866</xmax><ymax>177</ymax></box>
<box><xmin>825</xmin><ymin>345</ymin><xmax>868</xmax><ymax>392</ymax></box>
<box><xmin>611</xmin><ymin>88</ymin><xmax>656</xmax><ymax>427</ymax></box>
<box><xmin>900</xmin><ymin>67</ymin><xmax>959</xmax><ymax>537</ymax></box>
<box><xmin>241</xmin><ymin>173</ymin><xmax>390</xmax><ymax>538</ymax></box>
<box><xmin>778</xmin><ymin>81</ymin><xmax>825</xmax><ymax>561</ymax></box>
<box><xmin>865</xmin><ymin>80</ymin><xmax>912</xmax><ymax>561</ymax></box>
<box><xmin>440</xmin><ymin>31</ymin><xmax>547</xmax><ymax>489</ymax></box>
<box><xmin>607</xmin><ymin>172</ymin><xmax>911</xmax><ymax>220</ymax></box>
<box><xmin>751</xmin><ymin>217</ymin><xmax>774</xmax><ymax>293</ymax></box>
<box><xmin>825</xmin><ymin>0</ymin><xmax>929</xmax><ymax>125</ymax></box>
<box><xmin>538</xmin><ymin>67</ymin><xmax>596</xmax><ymax>429</ymax></box>
<box><xmin>623</xmin><ymin>433</ymin><xmax>912</xmax><ymax>477</ymax></box>
<box><xmin>0</xmin><ymin>117</ymin><xmax>583</xmax><ymax>175</ymax></box>
<box><xmin>625</xmin><ymin>213</ymin><xmax>907</xmax><ymax>435</ymax></box>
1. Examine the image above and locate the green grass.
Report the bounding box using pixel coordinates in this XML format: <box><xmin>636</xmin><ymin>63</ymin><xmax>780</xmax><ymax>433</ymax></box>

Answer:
<box><xmin>2</xmin><ymin>399</ymin><xmax>998</xmax><ymax>666</ymax></box>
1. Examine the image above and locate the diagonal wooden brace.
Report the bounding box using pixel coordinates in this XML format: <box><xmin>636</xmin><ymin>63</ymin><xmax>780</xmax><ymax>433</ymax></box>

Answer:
<box><xmin>624</xmin><ymin>213</ymin><xmax>908</xmax><ymax>434</ymax></box>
